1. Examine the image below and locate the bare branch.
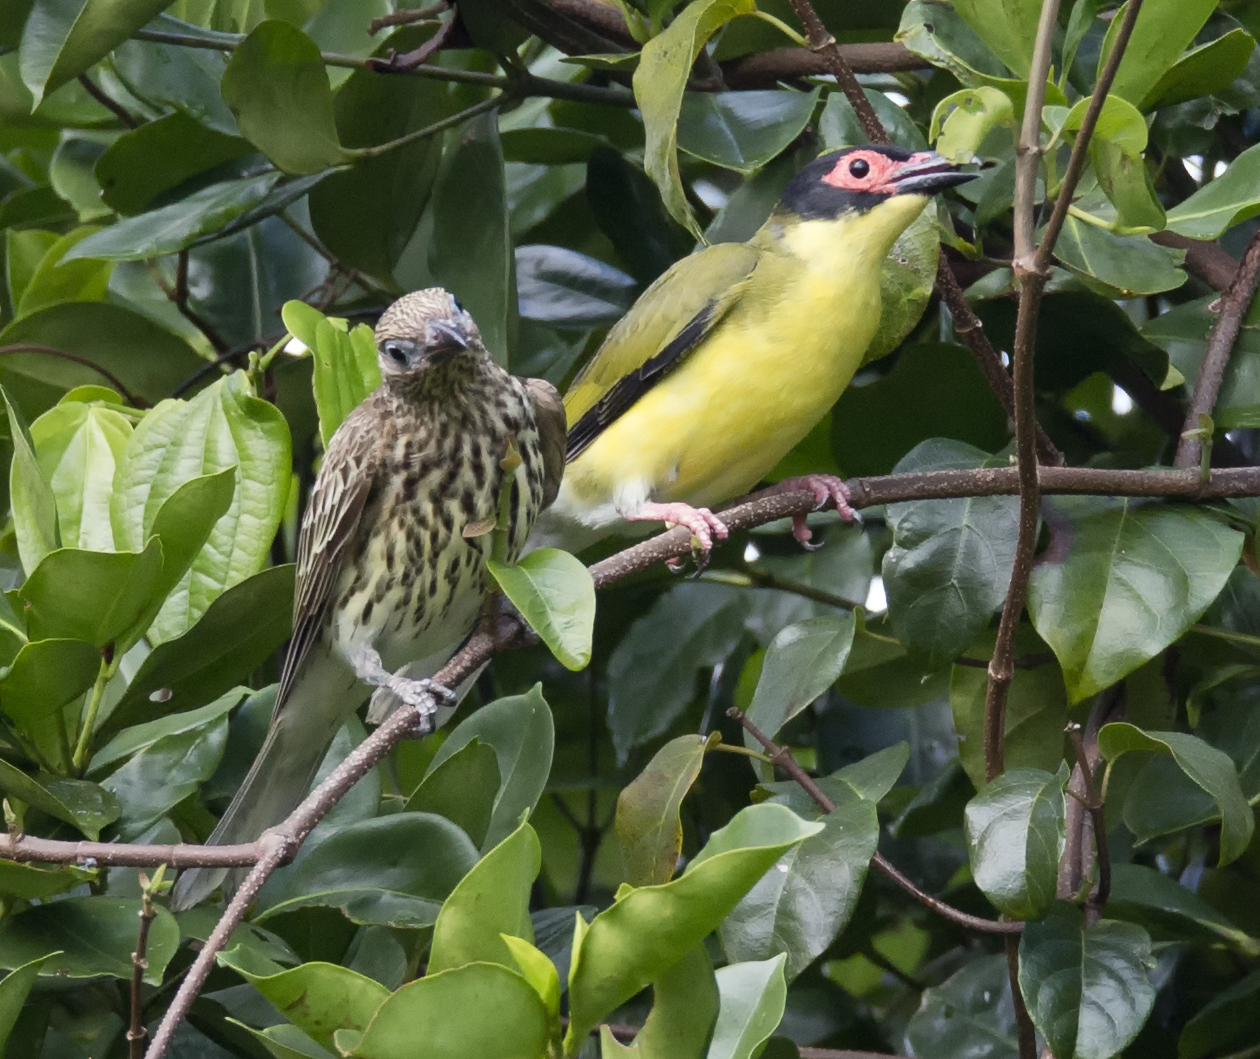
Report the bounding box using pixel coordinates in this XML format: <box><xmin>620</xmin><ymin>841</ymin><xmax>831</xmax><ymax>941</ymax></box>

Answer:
<box><xmin>0</xmin><ymin>835</ymin><xmax>260</xmax><ymax>868</ymax></box>
<box><xmin>128</xmin><ymin>876</ymin><xmax>161</xmax><ymax>1059</ymax></box>
<box><xmin>722</xmin><ymin>43</ymin><xmax>928</xmax><ymax>87</ymax></box>
<box><xmin>369</xmin><ymin>2</ymin><xmax>448</xmax><ymax>34</ymax></box>
<box><xmin>77</xmin><ymin>74</ymin><xmax>139</xmax><ymax>128</ymax></box>
<box><xmin>1152</xmin><ymin>231</ymin><xmax>1239</xmax><ymax>292</ymax></box>
<box><xmin>1066</xmin><ymin>722</ymin><xmax>1110</xmax><ymax>924</ymax></box>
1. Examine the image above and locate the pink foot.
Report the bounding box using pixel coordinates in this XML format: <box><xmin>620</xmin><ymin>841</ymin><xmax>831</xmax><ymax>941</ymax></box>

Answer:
<box><xmin>628</xmin><ymin>501</ymin><xmax>730</xmax><ymax>552</ymax></box>
<box><xmin>767</xmin><ymin>475</ymin><xmax>858</xmax><ymax>545</ymax></box>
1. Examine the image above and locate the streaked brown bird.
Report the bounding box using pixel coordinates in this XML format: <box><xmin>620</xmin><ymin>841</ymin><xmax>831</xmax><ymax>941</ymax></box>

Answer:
<box><xmin>173</xmin><ymin>288</ymin><xmax>565</xmax><ymax>909</ymax></box>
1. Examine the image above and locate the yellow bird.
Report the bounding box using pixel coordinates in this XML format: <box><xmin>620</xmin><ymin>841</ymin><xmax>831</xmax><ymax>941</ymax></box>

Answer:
<box><xmin>529</xmin><ymin>146</ymin><xmax>975</xmax><ymax>553</ymax></box>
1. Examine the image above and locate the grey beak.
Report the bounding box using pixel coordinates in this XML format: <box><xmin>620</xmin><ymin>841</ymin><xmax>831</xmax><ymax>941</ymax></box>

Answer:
<box><xmin>891</xmin><ymin>151</ymin><xmax>977</xmax><ymax>195</ymax></box>
<box><xmin>428</xmin><ymin>318</ymin><xmax>470</xmax><ymax>354</ymax></box>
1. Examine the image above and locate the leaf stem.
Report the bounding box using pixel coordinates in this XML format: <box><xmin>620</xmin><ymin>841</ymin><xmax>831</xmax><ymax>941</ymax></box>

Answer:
<box><xmin>347</xmin><ymin>93</ymin><xmax>508</xmax><ymax>161</ymax></box>
<box><xmin>73</xmin><ymin>651</ymin><xmax>118</xmax><ymax>774</ymax></box>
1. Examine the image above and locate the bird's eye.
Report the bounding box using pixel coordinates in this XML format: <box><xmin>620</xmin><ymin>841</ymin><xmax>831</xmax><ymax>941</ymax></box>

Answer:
<box><xmin>383</xmin><ymin>341</ymin><xmax>408</xmax><ymax>367</ymax></box>
<box><xmin>849</xmin><ymin>158</ymin><xmax>870</xmax><ymax>179</ymax></box>
<box><xmin>452</xmin><ymin>296</ymin><xmax>463</xmax><ymax>312</ymax></box>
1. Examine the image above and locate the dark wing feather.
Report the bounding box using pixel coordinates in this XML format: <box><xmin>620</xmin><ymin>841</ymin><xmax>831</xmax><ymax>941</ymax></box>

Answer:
<box><xmin>278</xmin><ymin>402</ymin><xmax>380</xmax><ymax>704</ymax></box>
<box><xmin>525</xmin><ymin>377</ymin><xmax>566</xmax><ymax>508</ymax></box>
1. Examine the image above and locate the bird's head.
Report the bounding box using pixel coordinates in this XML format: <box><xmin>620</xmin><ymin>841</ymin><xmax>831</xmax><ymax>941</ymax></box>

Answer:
<box><xmin>777</xmin><ymin>145</ymin><xmax>975</xmax><ymax>240</ymax></box>
<box><xmin>374</xmin><ymin>288</ymin><xmax>485</xmax><ymax>385</ymax></box>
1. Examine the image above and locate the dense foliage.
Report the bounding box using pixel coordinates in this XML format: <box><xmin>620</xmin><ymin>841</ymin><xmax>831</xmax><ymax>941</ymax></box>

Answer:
<box><xmin>3</xmin><ymin>0</ymin><xmax>1260</xmax><ymax>1057</ymax></box>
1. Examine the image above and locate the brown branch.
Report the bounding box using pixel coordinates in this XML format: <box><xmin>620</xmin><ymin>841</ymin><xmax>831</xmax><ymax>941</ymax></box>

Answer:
<box><xmin>1151</xmin><ymin>231</ymin><xmax>1239</xmax><ymax>292</ymax></box>
<box><xmin>369</xmin><ymin>2</ymin><xmax>448</xmax><ymax>33</ymax></box>
<box><xmin>799</xmin><ymin>1052</ymin><xmax>914</xmax><ymax>1059</ymax></box>
<box><xmin>1066</xmin><ymin>722</ymin><xmax>1109</xmax><ymax>924</ymax></box>
<box><xmin>0</xmin><ymin>835</ymin><xmax>259</xmax><ymax>868</ymax></box>
<box><xmin>0</xmin><ymin>345</ymin><xmax>142</xmax><ymax>407</ymax></box>
<box><xmin>77</xmin><ymin>74</ymin><xmax>139</xmax><ymax>129</ymax></box>
<box><xmin>728</xmin><ymin>707</ymin><xmax>1020</xmax><ymax>935</ymax></box>
<box><xmin>128</xmin><ymin>883</ymin><xmax>159</xmax><ymax>1059</ymax></box>
<box><xmin>1175</xmin><ymin>228</ymin><xmax>1260</xmax><ymax>470</ymax></box>
<box><xmin>722</xmin><ymin>43</ymin><xmax>928</xmax><ymax>87</ymax></box>
<box><xmin>367</xmin><ymin>11</ymin><xmax>460</xmax><ymax>72</ymax></box>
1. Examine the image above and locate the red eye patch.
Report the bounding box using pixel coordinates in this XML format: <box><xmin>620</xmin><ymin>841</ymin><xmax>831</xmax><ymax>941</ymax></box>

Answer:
<box><xmin>822</xmin><ymin>150</ymin><xmax>901</xmax><ymax>193</ymax></box>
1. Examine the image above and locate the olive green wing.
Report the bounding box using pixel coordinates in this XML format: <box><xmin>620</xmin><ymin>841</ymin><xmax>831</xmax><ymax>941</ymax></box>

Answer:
<box><xmin>565</xmin><ymin>241</ymin><xmax>761</xmax><ymax>460</ymax></box>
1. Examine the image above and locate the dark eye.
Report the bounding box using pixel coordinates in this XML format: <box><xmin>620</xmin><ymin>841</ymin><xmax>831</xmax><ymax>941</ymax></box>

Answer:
<box><xmin>452</xmin><ymin>296</ymin><xmax>463</xmax><ymax>312</ymax></box>
<box><xmin>383</xmin><ymin>341</ymin><xmax>408</xmax><ymax>366</ymax></box>
<box><xmin>849</xmin><ymin>158</ymin><xmax>870</xmax><ymax>179</ymax></box>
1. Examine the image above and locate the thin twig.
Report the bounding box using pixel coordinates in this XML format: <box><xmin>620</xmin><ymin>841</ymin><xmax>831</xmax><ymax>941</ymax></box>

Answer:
<box><xmin>148</xmin><ymin>253</ymin><xmax>230</xmax><ymax>354</ymax></box>
<box><xmin>1066</xmin><ymin>722</ymin><xmax>1110</xmax><ymax>924</ymax></box>
<box><xmin>128</xmin><ymin>879</ymin><xmax>159</xmax><ymax>1059</ymax></box>
<box><xmin>369</xmin><ymin>2</ymin><xmax>448</xmax><ymax>34</ymax></box>
<box><xmin>77</xmin><ymin>74</ymin><xmax>139</xmax><ymax>128</ymax></box>
<box><xmin>727</xmin><ymin>707</ymin><xmax>1020</xmax><ymax>935</ymax></box>
<box><xmin>367</xmin><ymin>11</ymin><xmax>459</xmax><ymax>72</ymax></box>
<box><xmin>1175</xmin><ymin>228</ymin><xmax>1260</xmax><ymax>470</ymax></box>
<box><xmin>0</xmin><ymin>345</ymin><xmax>143</xmax><ymax>407</ymax></box>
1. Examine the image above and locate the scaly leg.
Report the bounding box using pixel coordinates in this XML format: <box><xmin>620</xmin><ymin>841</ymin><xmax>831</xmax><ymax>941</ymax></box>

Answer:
<box><xmin>624</xmin><ymin>500</ymin><xmax>730</xmax><ymax>552</ymax></box>
<box><xmin>767</xmin><ymin>474</ymin><xmax>860</xmax><ymax>546</ymax></box>
<box><xmin>349</xmin><ymin>644</ymin><xmax>456</xmax><ymax>731</ymax></box>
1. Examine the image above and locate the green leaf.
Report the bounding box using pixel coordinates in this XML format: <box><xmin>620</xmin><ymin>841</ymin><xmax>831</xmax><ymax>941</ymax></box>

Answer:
<box><xmin>111</xmin><ymin>371</ymin><xmax>292</xmax><ymax>643</ymax></box>
<box><xmin>425</xmin><ymin>685</ymin><xmax>554</xmax><ymax>851</ymax></box>
<box><xmin>1018</xmin><ymin>903</ymin><xmax>1155</xmax><ymax>1059</ymax></box>
<box><xmin>1165</xmin><ymin>142</ymin><xmax>1260</xmax><ymax>239</ymax></box>
<box><xmin>89</xmin><ymin>686</ymin><xmax>248</xmax><ymax>773</ymax></box>
<box><xmin>616</xmin><ymin>734</ymin><xmax>712</xmax><ymax>887</ymax></box>
<box><xmin>429</xmin><ymin>819</ymin><xmax>540</xmax><ymax>974</ymax></box>
<box><xmin>1100</xmin><ymin>0</ymin><xmax>1217</xmax><ymax>105</ymax></box>
<box><xmin>65</xmin><ymin>172</ymin><xmax>327</xmax><ymax>261</ymax></box>
<box><xmin>488</xmin><ymin>549</ymin><xmax>595</xmax><ymax>671</ymax></box>
<box><xmin>1052</xmin><ymin>217</ymin><xmax>1185</xmax><ymax>295</ymax></box>
<box><xmin>818</xmin><ymin>87</ymin><xmax>928</xmax><ymax>152</ymax></box>
<box><xmin>30</xmin><ymin>399</ymin><xmax>131</xmax><ymax>549</ymax></box>
<box><xmin>675</xmin><ymin>89</ymin><xmax>819</xmax><ymax>175</ymax></box>
<box><xmin>1140</xmin><ymin>27</ymin><xmax>1257</xmax><ymax>110</ymax></box>
<box><xmin>14</xmin><ymin>226</ymin><xmax>113</xmax><ymax>319</ymax></box>
<box><xmin>20</xmin><ymin>540</ymin><xmax>164</xmax><ymax>648</ymax></box>
<box><xmin>0</xmin><ymin>758</ymin><xmax>116</xmax><ymax>838</ymax></box>
<box><xmin>895</xmin><ymin>0</ymin><xmax>1032</xmax><ymax>101</ymax></box>
<box><xmin>883</xmin><ymin>439</ymin><xmax>1018</xmax><ymax>665</ymax></box>
<box><xmin>930</xmin><ymin>86</ymin><xmax>1015</xmax><ymax>163</ymax></box>
<box><xmin>403</xmin><ymin>738</ymin><xmax>500</xmax><ymax>849</ymax></box>
<box><xmin>232</xmin><ymin>1022</ymin><xmax>336</xmax><ymax>1059</ymax></box>
<box><xmin>501</xmin><ymin>936</ymin><xmax>560</xmax><ymax>1022</ymax></box>
<box><xmin>1028</xmin><ymin>498</ymin><xmax>1243</xmax><ymax>702</ymax></box>
<box><xmin>1064</xmin><ymin>94</ymin><xmax>1163</xmax><ymax>231</ymax></box>
<box><xmin>258</xmin><ymin>813</ymin><xmax>479</xmax><ymax>927</ymax></box>
<box><xmin>1107</xmin><ymin>863</ymin><xmax>1260</xmax><ymax>954</ymax></box>
<box><xmin>1179</xmin><ymin>966</ymin><xmax>1260</xmax><ymax>1059</ymax></box>
<box><xmin>964</xmin><ymin>767</ymin><xmax>1066</xmax><ymax>920</ymax></box>
<box><xmin>906</xmin><ymin>954</ymin><xmax>1017</xmax><ymax>1059</ymax></box>
<box><xmin>564</xmin><ymin>803</ymin><xmax>822</xmax><ymax>1049</ymax></box>
<box><xmin>0</xmin><ymin>638</ymin><xmax>100</xmax><ymax>775</ymax></box>
<box><xmin>282</xmin><ymin>300</ymin><xmax>380</xmax><ymax>444</ymax></box>
<box><xmin>18</xmin><ymin>0</ymin><xmax>175</xmax><ymax>106</ymax></box>
<box><xmin>706</xmin><ymin>956</ymin><xmax>788</xmax><ymax>1059</ymax></box>
<box><xmin>0</xmin><ymin>952</ymin><xmax>60</xmax><ymax>1051</ymax></box>
<box><xmin>220</xmin><ymin>21</ymin><xmax>350</xmax><ymax>174</ymax></box>
<box><xmin>0</xmin><ymin>898</ymin><xmax>178</xmax><ymax>983</ymax></box>
<box><xmin>101</xmin><ymin>565</ymin><xmax>293</xmax><ymax>735</ymax></box>
<box><xmin>428</xmin><ymin>110</ymin><xmax>513</xmax><ymax>364</ymax></box>
<box><xmin>346</xmin><ymin>963</ymin><xmax>548</xmax><ymax>1059</ymax></box>
<box><xmin>515</xmin><ymin>245</ymin><xmax>637</xmax><ymax>330</ymax></box>
<box><xmin>633</xmin><ymin>0</ymin><xmax>757</xmax><ymax>238</ymax></box>
<box><xmin>950</xmin><ymin>0</ymin><xmax>1042</xmax><ymax>77</ymax></box>
<box><xmin>217</xmin><ymin>948</ymin><xmax>389</xmax><ymax>1052</ymax></box>
<box><xmin>1098</xmin><ymin>721</ymin><xmax>1254</xmax><ymax>864</ymax></box>
<box><xmin>0</xmin><ymin>861</ymin><xmax>91</xmax><ymax>899</ymax></box>
<box><xmin>4</xmin><ymin>384</ymin><xmax>58</xmax><ymax>575</ymax></box>
<box><xmin>602</xmin><ymin>944</ymin><xmax>718</xmax><ymax>1059</ymax></box>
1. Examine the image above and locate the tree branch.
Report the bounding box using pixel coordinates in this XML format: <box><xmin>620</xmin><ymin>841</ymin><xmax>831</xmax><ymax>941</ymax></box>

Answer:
<box><xmin>77</xmin><ymin>74</ymin><xmax>139</xmax><ymax>128</ymax></box>
<box><xmin>1151</xmin><ymin>231</ymin><xmax>1239</xmax><ymax>292</ymax></box>
<box><xmin>0</xmin><ymin>835</ymin><xmax>260</xmax><ymax>868</ymax></box>
<box><xmin>1066</xmin><ymin>721</ymin><xmax>1109</xmax><ymax>924</ymax></box>
<box><xmin>1174</xmin><ymin>227</ymin><xmax>1260</xmax><ymax>470</ymax></box>
<box><xmin>722</xmin><ymin>43</ymin><xmax>928</xmax><ymax>87</ymax></box>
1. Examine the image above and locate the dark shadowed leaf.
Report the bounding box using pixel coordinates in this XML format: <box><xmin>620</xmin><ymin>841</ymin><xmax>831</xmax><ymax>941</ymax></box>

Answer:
<box><xmin>515</xmin><ymin>245</ymin><xmax>636</xmax><ymax>329</ymax></box>
<box><xmin>905</xmin><ymin>954</ymin><xmax>1017</xmax><ymax>1059</ymax></box>
<box><xmin>403</xmin><ymin>738</ymin><xmax>500</xmax><ymax>849</ymax></box>
<box><xmin>676</xmin><ymin>89</ymin><xmax>819</xmax><ymax>174</ymax></box>
<box><xmin>0</xmin><ymin>638</ymin><xmax>99</xmax><ymax>774</ymax></box>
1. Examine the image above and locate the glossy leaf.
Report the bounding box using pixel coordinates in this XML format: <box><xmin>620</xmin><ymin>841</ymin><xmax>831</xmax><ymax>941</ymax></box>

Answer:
<box><xmin>1101</xmin><ymin>0</ymin><xmax>1217</xmax><ymax>105</ymax></box>
<box><xmin>950</xmin><ymin>0</ymin><xmax>1041</xmax><ymax>77</ymax></box>
<box><xmin>603</xmin><ymin>944</ymin><xmax>718</xmax><ymax>1059</ymax></box>
<box><xmin>1140</xmin><ymin>27</ymin><xmax>1257</xmax><ymax>110</ymax></box>
<box><xmin>1179</xmin><ymin>967</ymin><xmax>1260</xmax><ymax>1059</ymax></box>
<box><xmin>905</xmin><ymin>954</ymin><xmax>1018</xmax><ymax>1059</ymax></box>
<box><xmin>704</xmin><ymin>956</ymin><xmax>788</xmax><ymax>1059</ymax></box>
<box><xmin>1028</xmin><ymin>499</ymin><xmax>1243</xmax><ymax>702</ymax></box>
<box><xmin>1098</xmin><ymin>721</ymin><xmax>1254</xmax><ymax>864</ymax></box>
<box><xmin>425</xmin><ymin>685</ymin><xmax>554</xmax><ymax>851</ymax></box>
<box><xmin>964</xmin><ymin>767</ymin><xmax>1066</xmax><ymax>920</ymax></box>
<box><xmin>0</xmin><ymin>638</ymin><xmax>100</xmax><ymax>775</ymax></box>
<box><xmin>4</xmin><ymin>385</ymin><xmax>57</xmax><ymax>575</ymax></box>
<box><xmin>676</xmin><ymin>89</ymin><xmax>819</xmax><ymax>175</ymax></box>
<box><xmin>14</xmin><ymin>226</ymin><xmax>112</xmax><ymax>319</ymax></box>
<box><xmin>488</xmin><ymin>549</ymin><xmax>595</xmax><ymax>671</ymax></box>
<box><xmin>930</xmin><ymin>86</ymin><xmax>1015</xmax><ymax>163</ymax></box>
<box><xmin>1107</xmin><ymin>863</ymin><xmax>1260</xmax><ymax>954</ymax></box>
<box><xmin>403</xmin><ymin>738</ymin><xmax>500</xmax><ymax>849</ymax></box>
<box><xmin>1052</xmin><ymin>217</ymin><xmax>1185</xmax><ymax>295</ymax></box>
<box><xmin>515</xmin><ymin>245</ymin><xmax>636</xmax><ymax>330</ymax></box>
<box><xmin>282</xmin><ymin>300</ymin><xmax>380</xmax><ymax>444</ymax></box>
<box><xmin>0</xmin><ymin>757</ymin><xmax>115</xmax><ymax>838</ymax></box>
<box><xmin>0</xmin><ymin>860</ymin><xmax>91</xmax><ymax>900</ymax></box>
<box><xmin>1165</xmin><ymin>142</ymin><xmax>1260</xmax><ymax>240</ymax></box>
<box><xmin>89</xmin><ymin>686</ymin><xmax>248</xmax><ymax>773</ymax></box>
<box><xmin>0</xmin><ymin>952</ymin><xmax>59</xmax><ymax>1051</ymax></box>
<box><xmin>616</xmin><ymin>734</ymin><xmax>713</xmax><ymax>887</ymax></box>
<box><xmin>1018</xmin><ymin>902</ymin><xmax>1154</xmax><ymax>1059</ymax></box>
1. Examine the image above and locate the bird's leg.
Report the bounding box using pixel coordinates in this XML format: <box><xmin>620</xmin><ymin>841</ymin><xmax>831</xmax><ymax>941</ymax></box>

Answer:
<box><xmin>348</xmin><ymin>644</ymin><xmax>456</xmax><ymax>730</ymax></box>
<box><xmin>766</xmin><ymin>475</ymin><xmax>860</xmax><ymax>546</ymax></box>
<box><xmin>625</xmin><ymin>501</ymin><xmax>730</xmax><ymax>553</ymax></box>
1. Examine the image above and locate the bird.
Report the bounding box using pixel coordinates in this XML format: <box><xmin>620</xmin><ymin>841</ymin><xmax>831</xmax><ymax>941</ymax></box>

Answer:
<box><xmin>172</xmin><ymin>288</ymin><xmax>566</xmax><ymax>909</ymax></box>
<box><xmin>528</xmin><ymin>145</ymin><xmax>975</xmax><ymax>554</ymax></box>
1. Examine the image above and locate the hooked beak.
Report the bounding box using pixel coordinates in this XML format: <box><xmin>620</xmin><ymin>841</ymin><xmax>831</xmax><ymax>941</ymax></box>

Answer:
<box><xmin>890</xmin><ymin>151</ymin><xmax>976</xmax><ymax>195</ymax></box>
<box><xmin>427</xmin><ymin>318</ymin><xmax>471</xmax><ymax>357</ymax></box>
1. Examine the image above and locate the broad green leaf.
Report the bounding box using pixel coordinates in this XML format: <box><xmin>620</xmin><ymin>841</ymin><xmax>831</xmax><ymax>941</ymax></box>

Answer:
<box><xmin>488</xmin><ymin>549</ymin><xmax>595</xmax><ymax>671</ymax></box>
<box><xmin>403</xmin><ymin>738</ymin><xmax>500</xmax><ymax>849</ymax></box>
<box><xmin>428</xmin><ymin>110</ymin><xmax>512</xmax><ymax>363</ymax></box>
<box><xmin>146</xmin><ymin>468</ymin><xmax>239</xmax><ymax>611</ymax></box>
<box><xmin>429</xmin><ymin>819</ymin><xmax>540</xmax><ymax>974</ymax></box>
<box><xmin>0</xmin><ymin>861</ymin><xmax>90</xmax><ymax>899</ymax></box>
<box><xmin>1100</xmin><ymin>0</ymin><xmax>1217</xmax><ymax>105</ymax></box>
<box><xmin>0</xmin><ymin>952</ymin><xmax>60</xmax><ymax>1051</ymax></box>
<box><xmin>930</xmin><ymin>86</ymin><xmax>1015</xmax><ymax>163</ymax></box>
<box><xmin>1028</xmin><ymin>498</ymin><xmax>1243</xmax><ymax>702</ymax></box>
<box><xmin>603</xmin><ymin>944</ymin><xmax>718</xmax><ymax>1059</ymax></box>
<box><xmin>282</xmin><ymin>300</ymin><xmax>380</xmax><ymax>444</ymax></box>
<box><xmin>964</xmin><ymin>767</ymin><xmax>1066</xmax><ymax>920</ymax></box>
<box><xmin>676</xmin><ymin>89</ymin><xmax>819</xmax><ymax>175</ymax></box>
<box><xmin>1140</xmin><ymin>27</ymin><xmax>1257</xmax><ymax>110</ymax></box>
<box><xmin>425</xmin><ymin>686</ymin><xmax>554</xmax><ymax>851</ymax></box>
<box><xmin>0</xmin><ymin>638</ymin><xmax>100</xmax><ymax>774</ymax></box>
<box><xmin>1165</xmin><ymin>142</ymin><xmax>1260</xmax><ymax>240</ymax></box>
<box><xmin>346</xmin><ymin>963</ymin><xmax>548</xmax><ymax>1059</ymax></box>
<box><xmin>883</xmin><ymin>440</ymin><xmax>1018</xmax><ymax>665</ymax></box>
<box><xmin>706</xmin><ymin>956</ymin><xmax>787</xmax><ymax>1059</ymax></box>
<box><xmin>1018</xmin><ymin>903</ymin><xmax>1155</xmax><ymax>1059</ymax></box>
<box><xmin>231</xmin><ymin>1022</ymin><xmax>335</xmax><ymax>1059</ymax></box>
<box><xmin>1063</xmin><ymin>94</ymin><xmax>1163</xmax><ymax>231</ymax></box>
<box><xmin>4</xmin><ymin>385</ymin><xmax>58</xmax><ymax>574</ymax></box>
<box><xmin>501</xmin><ymin>936</ymin><xmax>560</xmax><ymax>1020</ymax></box>
<box><xmin>869</xmin><ymin>205</ymin><xmax>951</xmax><ymax>365</ymax></box>
<box><xmin>1098</xmin><ymin>721</ymin><xmax>1253</xmax><ymax>864</ymax></box>
<box><xmin>565</xmin><ymin>803</ymin><xmax>822</xmax><ymax>1049</ymax></box>
<box><xmin>6</xmin><ymin>230</ymin><xmax>58</xmax><ymax>311</ymax></box>
<box><xmin>634</xmin><ymin>0</ymin><xmax>757</xmax><ymax>238</ymax></box>
<box><xmin>616</xmin><ymin>734</ymin><xmax>713</xmax><ymax>887</ymax></box>
<box><xmin>30</xmin><ymin>399</ymin><xmax>130</xmax><ymax>549</ymax></box>
<box><xmin>1179</xmin><ymin>966</ymin><xmax>1260</xmax><ymax>1059</ymax></box>
<box><xmin>89</xmin><ymin>686</ymin><xmax>249</xmax><ymax>773</ymax></box>
<box><xmin>895</xmin><ymin>1</ymin><xmax>1033</xmax><ymax>103</ymax></box>
<box><xmin>950</xmin><ymin>0</ymin><xmax>1042</xmax><ymax>77</ymax></box>
<box><xmin>110</xmin><ymin>25</ymin><xmax>237</xmax><ymax>133</ymax></box>
<box><xmin>0</xmin><ymin>898</ymin><xmax>178</xmax><ymax>983</ymax></box>
<box><xmin>0</xmin><ymin>758</ymin><xmax>116</xmax><ymax>838</ymax></box>
<box><xmin>1052</xmin><ymin>217</ymin><xmax>1185</xmax><ymax>295</ymax></box>
<box><xmin>14</xmin><ymin>226</ymin><xmax>112</xmax><ymax>319</ymax></box>
<box><xmin>257</xmin><ymin>813</ymin><xmax>479</xmax><ymax>927</ymax></box>
<box><xmin>65</xmin><ymin>172</ymin><xmax>327</xmax><ymax>261</ymax></box>
<box><xmin>101</xmin><ymin>565</ymin><xmax>293</xmax><ymax>735</ymax></box>
<box><xmin>217</xmin><ymin>947</ymin><xmax>389</xmax><ymax>1052</ymax></box>
<box><xmin>221</xmin><ymin>21</ymin><xmax>350</xmax><ymax>174</ymax></box>
<box><xmin>1107</xmin><ymin>863</ymin><xmax>1260</xmax><ymax>955</ymax></box>
<box><xmin>18</xmin><ymin>0</ymin><xmax>174</xmax><ymax>105</ymax></box>
<box><xmin>111</xmin><ymin>372</ymin><xmax>292</xmax><ymax>643</ymax></box>
<box><xmin>516</xmin><ymin>245</ymin><xmax>636</xmax><ymax>330</ymax></box>
<box><xmin>818</xmin><ymin>86</ymin><xmax>929</xmax><ymax>153</ymax></box>
<box><xmin>906</xmin><ymin>954</ymin><xmax>1017</xmax><ymax>1059</ymax></box>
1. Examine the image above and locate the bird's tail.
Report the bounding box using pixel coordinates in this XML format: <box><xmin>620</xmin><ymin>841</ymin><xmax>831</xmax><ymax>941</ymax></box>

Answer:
<box><xmin>171</xmin><ymin>649</ymin><xmax>362</xmax><ymax>911</ymax></box>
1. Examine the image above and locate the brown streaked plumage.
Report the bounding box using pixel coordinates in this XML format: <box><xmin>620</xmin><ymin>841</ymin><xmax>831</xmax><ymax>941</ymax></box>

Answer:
<box><xmin>172</xmin><ymin>288</ymin><xmax>564</xmax><ymax>909</ymax></box>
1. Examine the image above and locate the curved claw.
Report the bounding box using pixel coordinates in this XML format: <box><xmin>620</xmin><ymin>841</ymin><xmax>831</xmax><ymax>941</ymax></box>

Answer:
<box><xmin>627</xmin><ymin>501</ymin><xmax>730</xmax><ymax>553</ymax></box>
<box><xmin>771</xmin><ymin>474</ymin><xmax>858</xmax><ymax>546</ymax></box>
